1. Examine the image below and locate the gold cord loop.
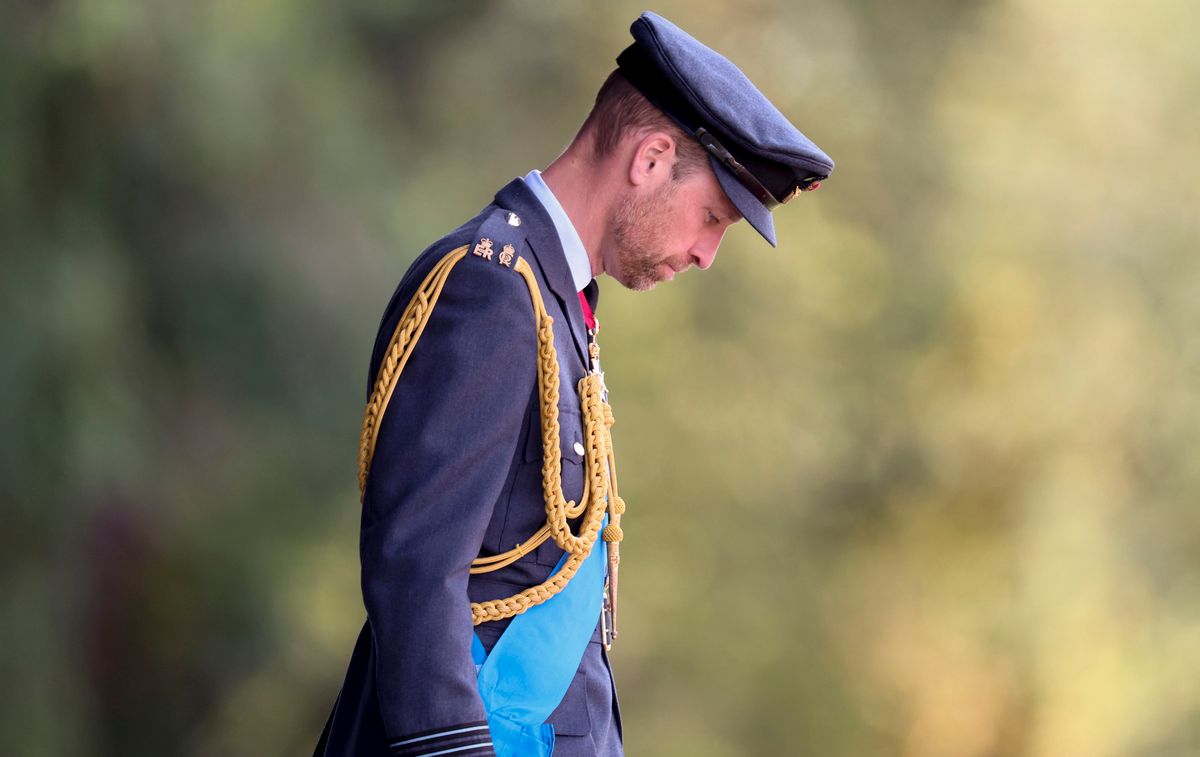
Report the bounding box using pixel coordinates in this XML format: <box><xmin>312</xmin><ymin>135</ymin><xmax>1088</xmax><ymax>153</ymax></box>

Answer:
<box><xmin>357</xmin><ymin>247</ymin><xmax>624</xmax><ymax>626</ymax></box>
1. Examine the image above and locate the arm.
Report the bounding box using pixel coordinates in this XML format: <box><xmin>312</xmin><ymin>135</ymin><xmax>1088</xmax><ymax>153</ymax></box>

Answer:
<box><xmin>360</xmin><ymin>251</ymin><xmax>536</xmax><ymax>756</ymax></box>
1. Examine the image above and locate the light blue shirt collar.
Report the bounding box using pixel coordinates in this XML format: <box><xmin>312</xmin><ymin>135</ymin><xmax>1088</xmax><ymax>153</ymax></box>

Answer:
<box><xmin>521</xmin><ymin>170</ymin><xmax>593</xmax><ymax>293</ymax></box>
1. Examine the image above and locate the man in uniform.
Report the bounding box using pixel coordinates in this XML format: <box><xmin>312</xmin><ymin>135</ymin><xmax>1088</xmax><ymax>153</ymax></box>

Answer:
<box><xmin>315</xmin><ymin>12</ymin><xmax>833</xmax><ymax>757</ymax></box>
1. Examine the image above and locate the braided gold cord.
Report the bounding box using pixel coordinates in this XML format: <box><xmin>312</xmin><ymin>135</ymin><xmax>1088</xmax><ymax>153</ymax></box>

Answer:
<box><xmin>356</xmin><ymin>247</ymin><xmax>622</xmax><ymax>626</ymax></box>
<box><xmin>469</xmin><ymin>258</ymin><xmax>612</xmax><ymax>625</ymax></box>
<box><xmin>358</xmin><ymin>247</ymin><xmax>468</xmax><ymax>498</ymax></box>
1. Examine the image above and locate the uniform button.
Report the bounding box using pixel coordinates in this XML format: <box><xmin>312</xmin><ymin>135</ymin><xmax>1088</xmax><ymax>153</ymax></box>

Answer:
<box><xmin>506</xmin><ymin>212</ymin><xmax>521</xmax><ymax>226</ymax></box>
<box><xmin>573</xmin><ymin>441</ymin><xmax>585</xmax><ymax>456</ymax></box>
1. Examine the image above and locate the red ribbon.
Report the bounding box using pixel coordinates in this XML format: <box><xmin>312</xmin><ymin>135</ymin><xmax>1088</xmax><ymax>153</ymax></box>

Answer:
<box><xmin>578</xmin><ymin>291</ymin><xmax>597</xmax><ymax>332</ymax></box>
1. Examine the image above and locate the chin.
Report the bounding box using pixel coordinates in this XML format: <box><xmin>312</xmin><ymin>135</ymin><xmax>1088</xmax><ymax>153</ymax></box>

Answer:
<box><xmin>611</xmin><ymin>246</ymin><xmax>678</xmax><ymax>291</ymax></box>
<box><xmin>620</xmin><ymin>273</ymin><xmax>659</xmax><ymax>292</ymax></box>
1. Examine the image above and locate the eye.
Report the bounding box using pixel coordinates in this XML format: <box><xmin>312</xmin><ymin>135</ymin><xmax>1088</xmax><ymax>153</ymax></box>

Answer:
<box><xmin>706</xmin><ymin>211</ymin><xmax>720</xmax><ymax>225</ymax></box>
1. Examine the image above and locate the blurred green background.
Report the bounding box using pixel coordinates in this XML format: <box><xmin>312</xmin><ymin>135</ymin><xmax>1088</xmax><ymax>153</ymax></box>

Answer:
<box><xmin>3</xmin><ymin>0</ymin><xmax>1199</xmax><ymax>755</ymax></box>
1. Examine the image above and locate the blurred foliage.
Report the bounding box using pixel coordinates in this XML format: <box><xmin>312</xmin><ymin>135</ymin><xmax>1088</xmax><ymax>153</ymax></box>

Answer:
<box><xmin>2</xmin><ymin>0</ymin><xmax>1199</xmax><ymax>755</ymax></box>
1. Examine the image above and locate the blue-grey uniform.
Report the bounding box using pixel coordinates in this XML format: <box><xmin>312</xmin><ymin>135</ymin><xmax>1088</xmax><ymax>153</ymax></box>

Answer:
<box><xmin>314</xmin><ymin>11</ymin><xmax>833</xmax><ymax>757</ymax></box>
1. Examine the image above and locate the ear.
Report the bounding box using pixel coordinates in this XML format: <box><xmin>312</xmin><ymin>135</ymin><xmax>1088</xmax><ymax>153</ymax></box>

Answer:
<box><xmin>628</xmin><ymin>131</ymin><xmax>677</xmax><ymax>187</ymax></box>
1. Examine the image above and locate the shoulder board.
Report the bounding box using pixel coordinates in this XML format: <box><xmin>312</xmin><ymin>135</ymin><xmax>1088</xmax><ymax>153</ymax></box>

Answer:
<box><xmin>466</xmin><ymin>206</ymin><xmax>529</xmax><ymax>273</ymax></box>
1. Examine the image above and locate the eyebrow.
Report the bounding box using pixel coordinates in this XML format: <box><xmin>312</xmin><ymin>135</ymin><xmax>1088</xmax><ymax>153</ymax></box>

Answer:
<box><xmin>715</xmin><ymin>193</ymin><xmax>741</xmax><ymax>222</ymax></box>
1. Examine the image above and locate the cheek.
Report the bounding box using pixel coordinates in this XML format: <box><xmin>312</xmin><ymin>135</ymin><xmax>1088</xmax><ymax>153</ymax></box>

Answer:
<box><xmin>661</xmin><ymin>223</ymin><xmax>692</xmax><ymax>257</ymax></box>
<box><xmin>659</xmin><ymin>204</ymin><xmax>699</xmax><ymax>248</ymax></box>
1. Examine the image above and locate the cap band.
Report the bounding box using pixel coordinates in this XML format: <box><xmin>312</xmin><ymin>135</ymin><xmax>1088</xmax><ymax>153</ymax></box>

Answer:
<box><xmin>695</xmin><ymin>128</ymin><xmax>779</xmax><ymax>209</ymax></box>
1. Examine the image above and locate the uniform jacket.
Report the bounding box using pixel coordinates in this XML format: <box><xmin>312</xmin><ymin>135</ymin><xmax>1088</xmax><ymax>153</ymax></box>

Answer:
<box><xmin>315</xmin><ymin>180</ymin><xmax>623</xmax><ymax>757</ymax></box>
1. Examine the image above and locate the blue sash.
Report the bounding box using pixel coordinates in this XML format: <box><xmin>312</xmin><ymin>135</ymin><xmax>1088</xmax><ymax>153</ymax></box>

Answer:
<box><xmin>471</xmin><ymin>519</ymin><xmax>608</xmax><ymax>756</ymax></box>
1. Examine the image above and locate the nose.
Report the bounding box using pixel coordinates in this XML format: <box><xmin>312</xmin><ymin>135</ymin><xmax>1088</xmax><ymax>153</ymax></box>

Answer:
<box><xmin>690</xmin><ymin>227</ymin><xmax>727</xmax><ymax>270</ymax></box>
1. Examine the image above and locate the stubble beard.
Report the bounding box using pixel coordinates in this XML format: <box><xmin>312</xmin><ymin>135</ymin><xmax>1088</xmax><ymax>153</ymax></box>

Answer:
<box><xmin>609</xmin><ymin>182</ymin><xmax>676</xmax><ymax>292</ymax></box>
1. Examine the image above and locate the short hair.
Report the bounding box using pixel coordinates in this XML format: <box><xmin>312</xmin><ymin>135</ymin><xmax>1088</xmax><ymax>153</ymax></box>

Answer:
<box><xmin>579</xmin><ymin>69</ymin><xmax>709</xmax><ymax>180</ymax></box>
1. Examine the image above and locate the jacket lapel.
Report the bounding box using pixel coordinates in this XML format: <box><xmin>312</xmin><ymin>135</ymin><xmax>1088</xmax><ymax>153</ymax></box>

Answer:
<box><xmin>494</xmin><ymin>180</ymin><xmax>590</xmax><ymax>368</ymax></box>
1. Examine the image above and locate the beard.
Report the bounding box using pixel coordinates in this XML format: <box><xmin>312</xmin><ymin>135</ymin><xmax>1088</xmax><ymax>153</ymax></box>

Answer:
<box><xmin>609</xmin><ymin>182</ymin><xmax>677</xmax><ymax>292</ymax></box>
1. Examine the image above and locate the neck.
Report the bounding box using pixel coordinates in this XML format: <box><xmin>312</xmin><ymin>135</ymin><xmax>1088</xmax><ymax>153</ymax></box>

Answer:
<box><xmin>540</xmin><ymin>145</ymin><xmax>614</xmax><ymax>279</ymax></box>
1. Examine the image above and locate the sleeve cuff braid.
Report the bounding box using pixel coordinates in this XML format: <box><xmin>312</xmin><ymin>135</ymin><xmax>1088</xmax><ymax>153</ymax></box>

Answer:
<box><xmin>388</xmin><ymin>721</ymin><xmax>495</xmax><ymax>757</ymax></box>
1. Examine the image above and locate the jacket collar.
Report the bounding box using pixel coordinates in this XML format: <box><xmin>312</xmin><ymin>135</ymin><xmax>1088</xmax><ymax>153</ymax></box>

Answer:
<box><xmin>494</xmin><ymin>179</ymin><xmax>591</xmax><ymax>367</ymax></box>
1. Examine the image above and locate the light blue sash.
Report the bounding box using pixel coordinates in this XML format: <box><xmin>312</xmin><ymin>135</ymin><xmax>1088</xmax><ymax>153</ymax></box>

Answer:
<box><xmin>472</xmin><ymin>518</ymin><xmax>607</xmax><ymax>757</ymax></box>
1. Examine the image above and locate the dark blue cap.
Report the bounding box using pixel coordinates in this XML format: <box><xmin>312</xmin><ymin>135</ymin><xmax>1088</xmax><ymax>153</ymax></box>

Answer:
<box><xmin>616</xmin><ymin>12</ymin><xmax>834</xmax><ymax>246</ymax></box>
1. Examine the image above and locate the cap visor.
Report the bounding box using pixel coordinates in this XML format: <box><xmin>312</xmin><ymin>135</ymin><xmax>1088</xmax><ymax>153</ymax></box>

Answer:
<box><xmin>709</xmin><ymin>155</ymin><xmax>776</xmax><ymax>247</ymax></box>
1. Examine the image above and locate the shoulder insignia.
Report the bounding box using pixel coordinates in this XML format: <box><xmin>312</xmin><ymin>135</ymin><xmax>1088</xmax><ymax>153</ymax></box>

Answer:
<box><xmin>472</xmin><ymin>238</ymin><xmax>494</xmax><ymax>260</ymax></box>
<box><xmin>470</xmin><ymin>207</ymin><xmax>529</xmax><ymax>273</ymax></box>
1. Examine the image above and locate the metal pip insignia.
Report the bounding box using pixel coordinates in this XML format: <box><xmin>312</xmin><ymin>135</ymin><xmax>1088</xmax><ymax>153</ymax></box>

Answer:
<box><xmin>473</xmin><ymin>238</ymin><xmax>494</xmax><ymax>260</ymax></box>
<box><xmin>499</xmin><ymin>243</ymin><xmax>515</xmax><ymax>267</ymax></box>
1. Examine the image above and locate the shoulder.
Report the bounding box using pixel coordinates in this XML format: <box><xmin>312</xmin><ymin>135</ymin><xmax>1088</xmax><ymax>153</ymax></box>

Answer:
<box><xmin>463</xmin><ymin>206</ymin><xmax>530</xmax><ymax>269</ymax></box>
<box><xmin>411</xmin><ymin>205</ymin><xmax>531</xmax><ymax>279</ymax></box>
<box><xmin>414</xmin><ymin>205</ymin><xmax>539</xmax><ymax>303</ymax></box>
<box><xmin>366</xmin><ymin>204</ymin><xmax>540</xmax><ymax>391</ymax></box>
